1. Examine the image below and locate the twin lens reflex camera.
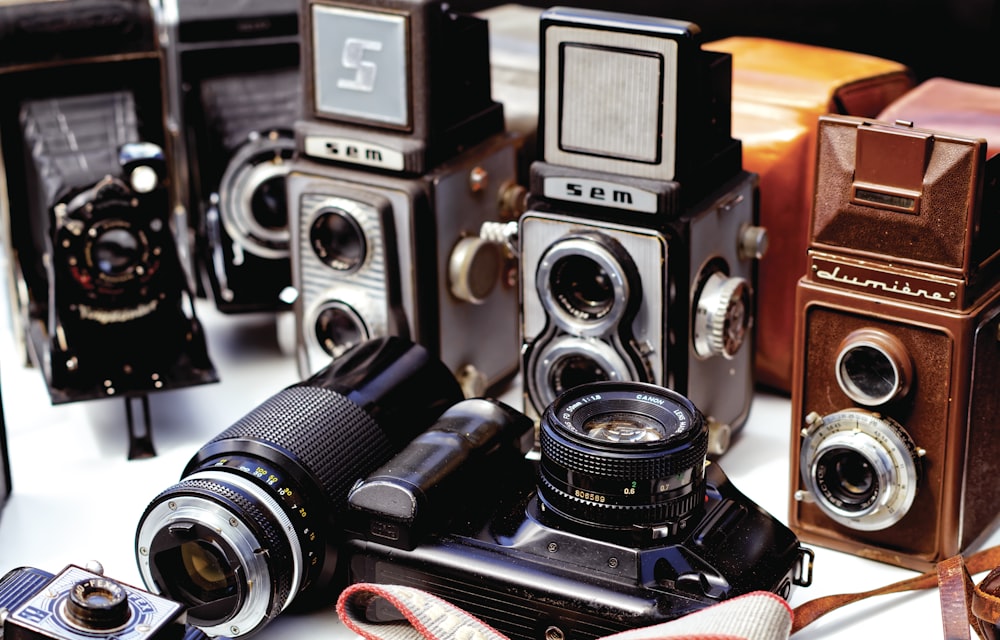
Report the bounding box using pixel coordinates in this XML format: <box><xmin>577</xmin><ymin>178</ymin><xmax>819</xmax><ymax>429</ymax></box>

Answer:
<box><xmin>0</xmin><ymin>0</ymin><xmax>217</xmax><ymax>458</ymax></box>
<box><xmin>152</xmin><ymin>0</ymin><xmax>303</xmax><ymax>314</ymax></box>
<box><xmin>789</xmin><ymin>114</ymin><xmax>1000</xmax><ymax>571</ymax></box>
<box><xmin>518</xmin><ymin>7</ymin><xmax>768</xmax><ymax>455</ymax></box>
<box><xmin>288</xmin><ymin>0</ymin><xmax>524</xmax><ymax>397</ymax></box>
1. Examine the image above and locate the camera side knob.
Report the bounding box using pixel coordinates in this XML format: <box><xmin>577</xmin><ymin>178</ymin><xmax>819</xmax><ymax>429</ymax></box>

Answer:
<box><xmin>448</xmin><ymin>221</ymin><xmax>517</xmax><ymax>304</ymax></box>
<box><xmin>693</xmin><ymin>272</ymin><xmax>752</xmax><ymax>359</ymax></box>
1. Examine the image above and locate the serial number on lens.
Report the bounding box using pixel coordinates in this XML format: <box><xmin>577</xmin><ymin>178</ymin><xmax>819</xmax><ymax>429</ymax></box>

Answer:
<box><xmin>574</xmin><ymin>490</ymin><xmax>607</xmax><ymax>503</ymax></box>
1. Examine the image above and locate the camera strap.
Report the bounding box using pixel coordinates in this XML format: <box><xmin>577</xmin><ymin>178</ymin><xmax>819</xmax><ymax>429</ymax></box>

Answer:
<box><xmin>337</xmin><ymin>582</ymin><xmax>794</xmax><ymax>640</ymax></box>
<box><xmin>336</xmin><ymin>544</ymin><xmax>1000</xmax><ymax>640</ymax></box>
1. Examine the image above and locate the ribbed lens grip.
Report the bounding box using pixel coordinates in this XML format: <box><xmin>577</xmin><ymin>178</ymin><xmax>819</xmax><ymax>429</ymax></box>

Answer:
<box><xmin>540</xmin><ymin>425</ymin><xmax>709</xmax><ymax>479</ymax></box>
<box><xmin>205</xmin><ymin>385</ymin><xmax>388</xmax><ymax>511</ymax></box>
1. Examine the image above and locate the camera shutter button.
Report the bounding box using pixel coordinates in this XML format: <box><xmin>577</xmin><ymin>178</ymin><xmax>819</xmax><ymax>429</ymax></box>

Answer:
<box><xmin>693</xmin><ymin>272</ymin><xmax>752</xmax><ymax>359</ymax></box>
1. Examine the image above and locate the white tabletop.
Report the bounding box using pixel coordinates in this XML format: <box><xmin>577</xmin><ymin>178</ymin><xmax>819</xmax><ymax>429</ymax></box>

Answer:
<box><xmin>0</xmin><ymin>271</ymin><xmax>985</xmax><ymax>639</ymax></box>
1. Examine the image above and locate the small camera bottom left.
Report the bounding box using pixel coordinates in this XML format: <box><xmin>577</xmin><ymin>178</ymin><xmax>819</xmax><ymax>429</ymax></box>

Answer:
<box><xmin>0</xmin><ymin>563</ymin><xmax>186</xmax><ymax>640</ymax></box>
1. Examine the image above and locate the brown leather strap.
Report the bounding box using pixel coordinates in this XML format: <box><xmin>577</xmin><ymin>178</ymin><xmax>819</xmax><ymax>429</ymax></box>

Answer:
<box><xmin>791</xmin><ymin>544</ymin><xmax>1000</xmax><ymax>635</ymax></box>
<box><xmin>972</xmin><ymin>567</ymin><xmax>1000</xmax><ymax>640</ymax></box>
<box><xmin>937</xmin><ymin>555</ymin><xmax>982</xmax><ymax>640</ymax></box>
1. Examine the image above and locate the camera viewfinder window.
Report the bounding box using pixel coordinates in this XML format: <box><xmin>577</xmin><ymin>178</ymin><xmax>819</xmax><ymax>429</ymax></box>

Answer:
<box><xmin>559</xmin><ymin>44</ymin><xmax>662</xmax><ymax>164</ymax></box>
<box><xmin>312</xmin><ymin>5</ymin><xmax>410</xmax><ymax>128</ymax></box>
<box><xmin>543</xmin><ymin>26</ymin><xmax>678</xmax><ymax>180</ymax></box>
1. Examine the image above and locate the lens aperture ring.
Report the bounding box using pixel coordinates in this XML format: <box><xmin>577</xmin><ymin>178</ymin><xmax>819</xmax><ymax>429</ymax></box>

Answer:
<box><xmin>538</xmin><ymin>472</ymin><xmax>705</xmax><ymax>527</ymax></box>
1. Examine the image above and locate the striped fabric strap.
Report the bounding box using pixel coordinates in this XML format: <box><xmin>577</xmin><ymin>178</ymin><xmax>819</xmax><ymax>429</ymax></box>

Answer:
<box><xmin>336</xmin><ymin>583</ymin><xmax>792</xmax><ymax>640</ymax></box>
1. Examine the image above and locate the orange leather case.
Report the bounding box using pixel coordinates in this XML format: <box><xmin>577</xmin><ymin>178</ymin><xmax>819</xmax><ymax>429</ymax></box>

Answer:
<box><xmin>704</xmin><ymin>37</ymin><xmax>914</xmax><ymax>393</ymax></box>
<box><xmin>877</xmin><ymin>77</ymin><xmax>1000</xmax><ymax>159</ymax></box>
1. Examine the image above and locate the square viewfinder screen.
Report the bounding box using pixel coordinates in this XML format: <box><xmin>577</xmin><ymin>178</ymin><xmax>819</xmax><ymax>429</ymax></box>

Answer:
<box><xmin>559</xmin><ymin>43</ymin><xmax>663</xmax><ymax>164</ymax></box>
<box><xmin>311</xmin><ymin>4</ymin><xmax>410</xmax><ymax>128</ymax></box>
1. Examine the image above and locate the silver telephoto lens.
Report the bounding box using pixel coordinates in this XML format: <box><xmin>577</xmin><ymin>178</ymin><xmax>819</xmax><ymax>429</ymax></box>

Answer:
<box><xmin>538</xmin><ymin>381</ymin><xmax>709</xmax><ymax>538</ymax></box>
<box><xmin>800</xmin><ymin>409</ymin><xmax>923</xmax><ymax>531</ymax></box>
<box><xmin>134</xmin><ymin>337</ymin><xmax>463</xmax><ymax>638</ymax></box>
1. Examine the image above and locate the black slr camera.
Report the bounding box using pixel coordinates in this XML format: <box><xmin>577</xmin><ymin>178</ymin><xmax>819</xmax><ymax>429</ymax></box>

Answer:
<box><xmin>288</xmin><ymin>0</ymin><xmax>523</xmax><ymax>397</ymax></box>
<box><xmin>134</xmin><ymin>336</ymin><xmax>465</xmax><ymax>638</ymax></box>
<box><xmin>519</xmin><ymin>7</ymin><xmax>767</xmax><ymax>455</ymax></box>
<box><xmin>152</xmin><ymin>0</ymin><xmax>303</xmax><ymax>313</ymax></box>
<box><xmin>0</xmin><ymin>563</ymin><xmax>187</xmax><ymax>640</ymax></box>
<box><xmin>0</xmin><ymin>0</ymin><xmax>217</xmax><ymax>451</ymax></box>
<box><xmin>344</xmin><ymin>382</ymin><xmax>813</xmax><ymax>640</ymax></box>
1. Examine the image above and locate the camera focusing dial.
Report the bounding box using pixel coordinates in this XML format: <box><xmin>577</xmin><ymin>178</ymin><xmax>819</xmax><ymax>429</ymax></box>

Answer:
<box><xmin>539</xmin><ymin>381</ymin><xmax>708</xmax><ymax>536</ymax></box>
<box><xmin>798</xmin><ymin>409</ymin><xmax>924</xmax><ymax>531</ymax></box>
<box><xmin>692</xmin><ymin>269</ymin><xmax>752</xmax><ymax>359</ymax></box>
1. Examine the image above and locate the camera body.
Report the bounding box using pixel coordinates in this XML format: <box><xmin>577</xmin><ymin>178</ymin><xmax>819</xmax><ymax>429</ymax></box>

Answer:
<box><xmin>0</xmin><ymin>564</ymin><xmax>186</xmax><ymax>640</ymax></box>
<box><xmin>289</xmin><ymin>0</ymin><xmax>522</xmax><ymax>395</ymax></box>
<box><xmin>0</xmin><ymin>0</ymin><xmax>217</xmax><ymax>404</ymax></box>
<box><xmin>153</xmin><ymin>0</ymin><xmax>302</xmax><ymax>313</ymax></box>
<box><xmin>519</xmin><ymin>7</ymin><xmax>764</xmax><ymax>453</ymax></box>
<box><xmin>345</xmin><ymin>386</ymin><xmax>811</xmax><ymax>640</ymax></box>
<box><xmin>789</xmin><ymin>114</ymin><xmax>1000</xmax><ymax>570</ymax></box>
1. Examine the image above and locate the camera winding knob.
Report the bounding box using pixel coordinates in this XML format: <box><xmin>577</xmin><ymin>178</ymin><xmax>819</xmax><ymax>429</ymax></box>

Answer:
<box><xmin>693</xmin><ymin>272</ymin><xmax>752</xmax><ymax>359</ymax></box>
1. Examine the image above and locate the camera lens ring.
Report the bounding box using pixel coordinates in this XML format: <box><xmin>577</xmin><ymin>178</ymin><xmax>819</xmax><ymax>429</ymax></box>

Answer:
<box><xmin>535</xmin><ymin>233</ymin><xmax>639</xmax><ymax>337</ymax></box>
<box><xmin>218</xmin><ymin>130</ymin><xmax>296</xmax><ymax>259</ymax></box>
<box><xmin>528</xmin><ymin>336</ymin><xmax>640</xmax><ymax>414</ymax></box>
<box><xmin>538</xmin><ymin>381</ymin><xmax>708</xmax><ymax>531</ymax></box>
<box><xmin>137</xmin><ymin>471</ymin><xmax>298</xmax><ymax>638</ymax></box>
<box><xmin>305</xmin><ymin>299</ymin><xmax>371</xmax><ymax>368</ymax></box>
<box><xmin>64</xmin><ymin>576</ymin><xmax>131</xmax><ymax>631</ymax></box>
<box><xmin>800</xmin><ymin>409</ymin><xmax>922</xmax><ymax>531</ymax></box>
<box><xmin>834</xmin><ymin>329</ymin><xmax>913</xmax><ymax>406</ymax></box>
<box><xmin>310</xmin><ymin>207</ymin><xmax>368</xmax><ymax>273</ymax></box>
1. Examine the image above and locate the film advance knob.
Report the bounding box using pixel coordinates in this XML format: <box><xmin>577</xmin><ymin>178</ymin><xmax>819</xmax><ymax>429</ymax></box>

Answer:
<box><xmin>693</xmin><ymin>272</ymin><xmax>752</xmax><ymax>359</ymax></box>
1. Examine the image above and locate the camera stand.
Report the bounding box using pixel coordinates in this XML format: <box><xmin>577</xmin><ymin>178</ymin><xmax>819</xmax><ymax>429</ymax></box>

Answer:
<box><xmin>124</xmin><ymin>394</ymin><xmax>156</xmax><ymax>460</ymax></box>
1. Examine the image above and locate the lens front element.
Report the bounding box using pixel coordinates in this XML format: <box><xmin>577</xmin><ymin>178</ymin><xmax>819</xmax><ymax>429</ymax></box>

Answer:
<box><xmin>538</xmin><ymin>381</ymin><xmax>708</xmax><ymax>535</ymax></box>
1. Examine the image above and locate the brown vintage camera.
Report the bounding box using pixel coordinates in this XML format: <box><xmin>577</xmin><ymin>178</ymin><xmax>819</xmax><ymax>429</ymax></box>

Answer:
<box><xmin>703</xmin><ymin>37</ymin><xmax>914</xmax><ymax>393</ymax></box>
<box><xmin>788</xmin><ymin>112</ymin><xmax>1000</xmax><ymax>571</ymax></box>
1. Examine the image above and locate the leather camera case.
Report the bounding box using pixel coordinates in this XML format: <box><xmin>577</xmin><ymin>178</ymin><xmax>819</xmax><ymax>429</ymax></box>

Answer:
<box><xmin>703</xmin><ymin>37</ymin><xmax>914</xmax><ymax>393</ymax></box>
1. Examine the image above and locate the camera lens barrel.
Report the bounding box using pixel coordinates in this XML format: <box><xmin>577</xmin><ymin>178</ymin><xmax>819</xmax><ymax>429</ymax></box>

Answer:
<box><xmin>538</xmin><ymin>381</ymin><xmax>708</xmax><ymax>535</ymax></box>
<box><xmin>135</xmin><ymin>337</ymin><xmax>463</xmax><ymax>638</ymax></box>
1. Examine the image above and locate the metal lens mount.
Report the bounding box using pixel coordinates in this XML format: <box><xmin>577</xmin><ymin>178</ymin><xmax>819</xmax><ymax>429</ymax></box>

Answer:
<box><xmin>538</xmin><ymin>381</ymin><xmax>708</xmax><ymax>535</ymax></box>
<box><xmin>535</xmin><ymin>233</ymin><xmax>638</xmax><ymax>337</ymax></box>
<box><xmin>799</xmin><ymin>409</ymin><xmax>923</xmax><ymax>531</ymax></box>
<box><xmin>834</xmin><ymin>329</ymin><xmax>913</xmax><ymax>406</ymax></box>
<box><xmin>217</xmin><ymin>130</ymin><xmax>296</xmax><ymax>259</ymax></box>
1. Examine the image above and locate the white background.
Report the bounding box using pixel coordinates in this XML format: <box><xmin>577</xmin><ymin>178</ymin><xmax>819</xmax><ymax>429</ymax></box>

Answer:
<box><xmin>0</xmin><ymin>277</ymin><xmax>987</xmax><ymax>639</ymax></box>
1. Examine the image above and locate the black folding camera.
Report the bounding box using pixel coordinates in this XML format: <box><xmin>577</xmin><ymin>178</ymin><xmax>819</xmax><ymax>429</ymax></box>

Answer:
<box><xmin>0</xmin><ymin>563</ymin><xmax>187</xmax><ymax>640</ymax></box>
<box><xmin>152</xmin><ymin>0</ymin><xmax>302</xmax><ymax>313</ymax></box>
<box><xmin>0</xmin><ymin>0</ymin><xmax>217</xmax><ymax>456</ymax></box>
<box><xmin>288</xmin><ymin>0</ymin><xmax>523</xmax><ymax>397</ymax></box>
<box><xmin>519</xmin><ymin>7</ymin><xmax>767</xmax><ymax>455</ymax></box>
<box><xmin>344</xmin><ymin>382</ymin><xmax>812</xmax><ymax>640</ymax></box>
